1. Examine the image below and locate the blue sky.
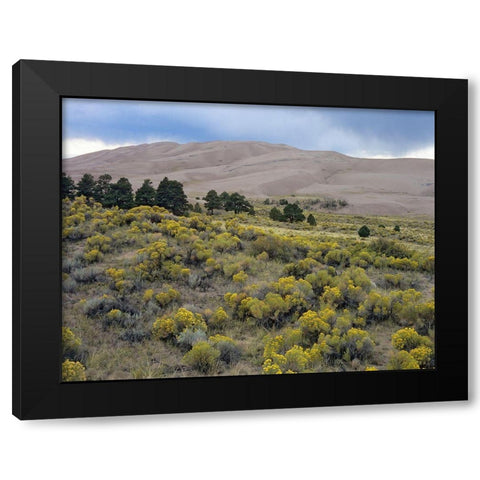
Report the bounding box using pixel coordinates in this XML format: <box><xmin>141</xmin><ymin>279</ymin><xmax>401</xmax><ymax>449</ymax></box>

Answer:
<box><xmin>62</xmin><ymin>98</ymin><xmax>434</xmax><ymax>159</ymax></box>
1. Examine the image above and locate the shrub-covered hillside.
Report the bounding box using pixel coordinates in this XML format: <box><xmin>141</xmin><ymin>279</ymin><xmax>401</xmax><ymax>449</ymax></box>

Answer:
<box><xmin>62</xmin><ymin>193</ymin><xmax>434</xmax><ymax>381</ymax></box>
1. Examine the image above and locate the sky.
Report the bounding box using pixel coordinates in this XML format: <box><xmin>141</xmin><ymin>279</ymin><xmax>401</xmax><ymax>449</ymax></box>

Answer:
<box><xmin>62</xmin><ymin>98</ymin><xmax>435</xmax><ymax>159</ymax></box>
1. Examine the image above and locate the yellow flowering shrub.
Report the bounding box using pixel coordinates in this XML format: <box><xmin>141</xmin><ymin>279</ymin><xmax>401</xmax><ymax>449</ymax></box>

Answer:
<box><xmin>387</xmin><ymin>350</ymin><xmax>420</xmax><ymax>370</ymax></box>
<box><xmin>152</xmin><ymin>317</ymin><xmax>176</xmax><ymax>339</ymax></box>
<box><xmin>155</xmin><ymin>287</ymin><xmax>181</xmax><ymax>307</ymax></box>
<box><xmin>397</xmin><ymin>289</ymin><xmax>424</xmax><ymax>323</ymax></box>
<box><xmin>62</xmin><ymin>327</ymin><xmax>81</xmax><ymax>355</ymax></box>
<box><xmin>262</xmin><ymin>333</ymin><xmax>322</xmax><ymax>374</ymax></box>
<box><xmin>298</xmin><ymin>309</ymin><xmax>333</xmax><ymax>344</ymax></box>
<box><xmin>256</xmin><ymin>251</ymin><xmax>269</xmax><ymax>262</ymax></box>
<box><xmin>224</xmin><ymin>291</ymin><xmax>247</xmax><ymax>310</ymax></box>
<box><xmin>152</xmin><ymin>308</ymin><xmax>207</xmax><ymax>340</ymax></box>
<box><xmin>351</xmin><ymin>250</ymin><xmax>373</xmax><ymax>268</ymax></box>
<box><xmin>63</xmin><ymin>212</ymin><xmax>86</xmax><ymax>228</ymax></box>
<box><xmin>204</xmin><ymin>257</ymin><xmax>221</xmax><ymax>275</ymax></box>
<box><xmin>305</xmin><ymin>269</ymin><xmax>336</xmax><ymax>295</ymax></box>
<box><xmin>325</xmin><ymin>249</ymin><xmax>349</xmax><ymax>266</ymax></box>
<box><xmin>209</xmin><ymin>307</ymin><xmax>229</xmax><ymax>329</ymax></box>
<box><xmin>321</xmin><ymin>285</ymin><xmax>342</xmax><ymax>306</ymax></box>
<box><xmin>263</xmin><ymin>335</ymin><xmax>285</xmax><ymax>360</ymax></box>
<box><xmin>384</xmin><ymin>273</ymin><xmax>404</xmax><ymax>288</ymax></box>
<box><xmin>391</xmin><ymin>327</ymin><xmax>431</xmax><ymax>351</ymax></box>
<box><xmin>335</xmin><ymin>310</ymin><xmax>353</xmax><ymax>335</ymax></box>
<box><xmin>358</xmin><ymin>291</ymin><xmax>395</xmax><ymax>322</ymax></box>
<box><xmin>143</xmin><ymin>289</ymin><xmax>154</xmax><ymax>302</ymax></box>
<box><xmin>135</xmin><ymin>240</ymin><xmax>170</xmax><ymax>280</ymax></box>
<box><xmin>421</xmin><ymin>255</ymin><xmax>435</xmax><ymax>274</ymax></box>
<box><xmin>342</xmin><ymin>328</ymin><xmax>375</xmax><ymax>361</ymax></box>
<box><xmin>105</xmin><ymin>267</ymin><xmax>125</xmax><ymax>282</ymax></box>
<box><xmin>62</xmin><ymin>360</ymin><xmax>87</xmax><ymax>381</ymax></box>
<box><xmin>211</xmin><ymin>232</ymin><xmax>242</xmax><ymax>253</ymax></box>
<box><xmin>86</xmin><ymin>234</ymin><xmax>112</xmax><ymax>253</ymax></box>
<box><xmin>414</xmin><ymin>300</ymin><xmax>435</xmax><ymax>333</ymax></box>
<box><xmin>283</xmin><ymin>328</ymin><xmax>303</xmax><ymax>349</ymax></box>
<box><xmin>232</xmin><ymin>270</ymin><xmax>248</xmax><ymax>284</ymax></box>
<box><xmin>233</xmin><ymin>291</ymin><xmax>295</xmax><ymax>328</ymax></box>
<box><xmin>104</xmin><ymin>309</ymin><xmax>124</xmax><ymax>326</ymax></box>
<box><xmin>409</xmin><ymin>345</ymin><xmax>434</xmax><ymax>368</ymax></box>
<box><xmin>209</xmin><ymin>334</ymin><xmax>235</xmax><ymax>346</ymax></box>
<box><xmin>388</xmin><ymin>256</ymin><xmax>419</xmax><ymax>271</ymax></box>
<box><xmin>284</xmin><ymin>345</ymin><xmax>310</xmax><ymax>372</ymax></box>
<box><xmin>84</xmin><ymin>249</ymin><xmax>103</xmax><ymax>263</ymax></box>
<box><xmin>263</xmin><ymin>358</ymin><xmax>283</xmax><ymax>374</ymax></box>
<box><xmin>283</xmin><ymin>258</ymin><xmax>320</xmax><ymax>277</ymax></box>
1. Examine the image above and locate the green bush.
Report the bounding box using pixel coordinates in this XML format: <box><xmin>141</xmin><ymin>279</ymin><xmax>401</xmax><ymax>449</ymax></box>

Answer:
<box><xmin>369</xmin><ymin>238</ymin><xmax>412</xmax><ymax>258</ymax></box>
<box><xmin>341</xmin><ymin>328</ymin><xmax>375</xmax><ymax>361</ymax></box>
<box><xmin>209</xmin><ymin>335</ymin><xmax>241</xmax><ymax>365</ymax></box>
<box><xmin>251</xmin><ymin>234</ymin><xmax>294</xmax><ymax>262</ymax></box>
<box><xmin>358</xmin><ymin>225</ymin><xmax>371</xmax><ymax>238</ymax></box>
<box><xmin>387</xmin><ymin>350</ymin><xmax>420</xmax><ymax>370</ymax></box>
<box><xmin>182</xmin><ymin>341</ymin><xmax>220</xmax><ymax>373</ymax></box>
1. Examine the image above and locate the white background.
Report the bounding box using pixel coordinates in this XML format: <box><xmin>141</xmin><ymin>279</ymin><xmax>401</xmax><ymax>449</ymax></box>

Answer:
<box><xmin>0</xmin><ymin>1</ymin><xmax>476</xmax><ymax>478</ymax></box>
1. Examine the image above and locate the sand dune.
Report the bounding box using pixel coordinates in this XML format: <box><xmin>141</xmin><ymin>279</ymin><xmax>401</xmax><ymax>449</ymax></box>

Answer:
<box><xmin>63</xmin><ymin>141</ymin><xmax>434</xmax><ymax>216</ymax></box>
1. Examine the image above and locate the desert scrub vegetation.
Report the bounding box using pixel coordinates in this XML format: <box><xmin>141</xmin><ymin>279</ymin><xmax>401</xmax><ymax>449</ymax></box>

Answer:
<box><xmin>62</xmin><ymin>189</ymin><xmax>434</xmax><ymax>381</ymax></box>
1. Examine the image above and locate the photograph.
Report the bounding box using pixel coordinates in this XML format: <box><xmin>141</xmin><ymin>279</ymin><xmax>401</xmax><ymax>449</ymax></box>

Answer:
<box><xmin>61</xmin><ymin>98</ymin><xmax>435</xmax><ymax>381</ymax></box>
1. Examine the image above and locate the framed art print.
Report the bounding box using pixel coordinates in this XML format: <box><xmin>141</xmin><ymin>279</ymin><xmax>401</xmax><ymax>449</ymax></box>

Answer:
<box><xmin>13</xmin><ymin>60</ymin><xmax>468</xmax><ymax>419</ymax></box>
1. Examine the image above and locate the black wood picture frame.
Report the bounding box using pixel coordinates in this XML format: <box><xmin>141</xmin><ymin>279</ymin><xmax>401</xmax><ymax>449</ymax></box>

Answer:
<box><xmin>12</xmin><ymin>60</ymin><xmax>468</xmax><ymax>420</ymax></box>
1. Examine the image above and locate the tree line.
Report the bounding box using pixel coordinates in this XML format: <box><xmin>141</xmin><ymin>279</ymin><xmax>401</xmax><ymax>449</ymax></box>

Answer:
<box><xmin>203</xmin><ymin>190</ymin><xmax>255</xmax><ymax>215</ymax></box>
<box><xmin>62</xmin><ymin>173</ymin><xmax>190</xmax><ymax>215</ymax></box>
<box><xmin>269</xmin><ymin>202</ymin><xmax>316</xmax><ymax>225</ymax></box>
<box><xmin>62</xmin><ymin>173</ymin><xmax>256</xmax><ymax>216</ymax></box>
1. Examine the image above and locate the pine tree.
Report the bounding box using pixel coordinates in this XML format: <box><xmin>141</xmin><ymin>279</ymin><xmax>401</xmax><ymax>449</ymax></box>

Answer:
<box><xmin>193</xmin><ymin>202</ymin><xmax>203</xmax><ymax>213</ymax></box>
<box><xmin>76</xmin><ymin>173</ymin><xmax>96</xmax><ymax>199</ymax></box>
<box><xmin>104</xmin><ymin>177</ymin><xmax>134</xmax><ymax>209</ymax></box>
<box><xmin>61</xmin><ymin>173</ymin><xmax>76</xmax><ymax>199</ymax></box>
<box><xmin>358</xmin><ymin>225</ymin><xmax>371</xmax><ymax>238</ymax></box>
<box><xmin>156</xmin><ymin>177</ymin><xmax>189</xmax><ymax>216</ymax></box>
<box><xmin>307</xmin><ymin>214</ymin><xmax>317</xmax><ymax>226</ymax></box>
<box><xmin>219</xmin><ymin>191</ymin><xmax>230</xmax><ymax>208</ymax></box>
<box><xmin>203</xmin><ymin>190</ymin><xmax>222</xmax><ymax>214</ymax></box>
<box><xmin>135</xmin><ymin>179</ymin><xmax>156</xmax><ymax>206</ymax></box>
<box><xmin>93</xmin><ymin>174</ymin><xmax>112</xmax><ymax>205</ymax></box>
<box><xmin>283</xmin><ymin>203</ymin><xmax>305</xmax><ymax>222</ymax></box>
<box><xmin>269</xmin><ymin>207</ymin><xmax>284</xmax><ymax>221</ymax></box>
<box><xmin>224</xmin><ymin>192</ymin><xmax>252</xmax><ymax>214</ymax></box>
